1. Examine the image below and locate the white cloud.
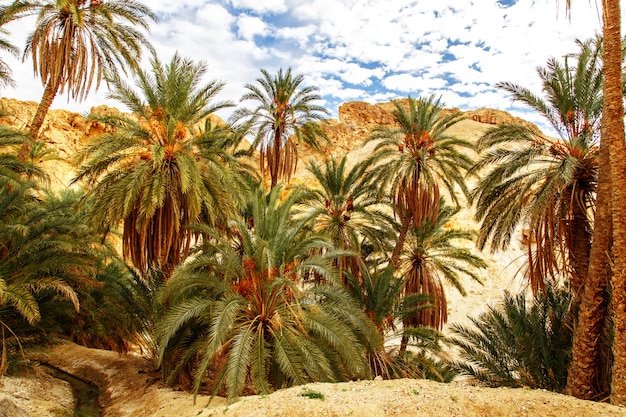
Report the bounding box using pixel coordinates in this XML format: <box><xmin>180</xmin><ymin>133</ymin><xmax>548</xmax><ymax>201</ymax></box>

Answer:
<box><xmin>146</xmin><ymin>0</ymin><xmax>209</xmax><ymax>14</ymax></box>
<box><xmin>382</xmin><ymin>73</ymin><xmax>448</xmax><ymax>93</ymax></box>
<box><xmin>275</xmin><ymin>25</ymin><xmax>318</xmax><ymax>48</ymax></box>
<box><xmin>228</xmin><ymin>0</ymin><xmax>288</xmax><ymax>14</ymax></box>
<box><xmin>294</xmin><ymin>56</ymin><xmax>384</xmax><ymax>87</ymax></box>
<box><xmin>196</xmin><ymin>3</ymin><xmax>236</xmax><ymax>27</ymax></box>
<box><xmin>236</xmin><ymin>14</ymin><xmax>269</xmax><ymax>40</ymax></box>
<box><xmin>0</xmin><ymin>0</ymin><xmax>613</xmax><ymax>127</ymax></box>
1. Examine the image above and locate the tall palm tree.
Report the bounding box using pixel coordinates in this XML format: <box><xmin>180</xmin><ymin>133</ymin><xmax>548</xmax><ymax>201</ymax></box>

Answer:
<box><xmin>557</xmin><ymin>1</ymin><xmax>626</xmax><ymax>405</ymax></box>
<box><xmin>472</xmin><ymin>37</ymin><xmax>602</xmax><ymax>297</ymax></box>
<box><xmin>157</xmin><ymin>186</ymin><xmax>377</xmax><ymax>400</ymax></box>
<box><xmin>231</xmin><ymin>67</ymin><xmax>329</xmax><ymax>188</ymax></box>
<box><xmin>300</xmin><ymin>155</ymin><xmax>396</xmax><ymax>279</ymax></box>
<box><xmin>397</xmin><ymin>202</ymin><xmax>486</xmax><ymax>350</ymax></box>
<box><xmin>74</xmin><ymin>53</ymin><xmax>238</xmax><ymax>280</ymax></box>
<box><xmin>601</xmin><ymin>1</ymin><xmax>626</xmax><ymax>405</ymax></box>
<box><xmin>364</xmin><ymin>95</ymin><xmax>473</xmax><ymax>267</ymax></box>
<box><xmin>0</xmin><ymin>0</ymin><xmax>156</xmax><ymax>159</ymax></box>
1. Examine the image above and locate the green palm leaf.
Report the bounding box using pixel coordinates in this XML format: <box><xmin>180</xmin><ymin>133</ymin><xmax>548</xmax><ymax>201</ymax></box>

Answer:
<box><xmin>472</xmin><ymin>37</ymin><xmax>602</xmax><ymax>294</ymax></box>
<box><xmin>75</xmin><ymin>53</ymin><xmax>245</xmax><ymax>280</ymax></box>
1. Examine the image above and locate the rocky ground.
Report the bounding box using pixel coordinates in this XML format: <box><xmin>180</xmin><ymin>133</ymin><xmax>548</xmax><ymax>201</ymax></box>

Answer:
<box><xmin>0</xmin><ymin>372</ymin><xmax>73</xmax><ymax>416</ymax></box>
<box><xmin>1</xmin><ymin>342</ymin><xmax>624</xmax><ymax>417</ymax></box>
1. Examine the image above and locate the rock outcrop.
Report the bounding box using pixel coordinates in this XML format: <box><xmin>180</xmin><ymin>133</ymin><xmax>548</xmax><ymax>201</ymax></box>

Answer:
<box><xmin>0</xmin><ymin>399</ymin><xmax>28</xmax><ymax>417</ymax></box>
<box><xmin>0</xmin><ymin>97</ymin><xmax>541</xmax><ymax>189</ymax></box>
<box><xmin>0</xmin><ymin>98</ymin><xmax>124</xmax><ymax>188</ymax></box>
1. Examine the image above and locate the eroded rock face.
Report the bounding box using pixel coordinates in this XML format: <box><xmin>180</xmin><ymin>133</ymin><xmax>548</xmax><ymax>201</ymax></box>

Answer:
<box><xmin>322</xmin><ymin>101</ymin><xmax>540</xmax><ymax>159</ymax></box>
<box><xmin>0</xmin><ymin>97</ymin><xmax>541</xmax><ymax>190</ymax></box>
<box><xmin>338</xmin><ymin>101</ymin><xmax>397</xmax><ymax>132</ymax></box>
<box><xmin>0</xmin><ymin>98</ymin><xmax>121</xmax><ymax>189</ymax></box>
<box><xmin>0</xmin><ymin>399</ymin><xmax>28</xmax><ymax>417</ymax></box>
<box><xmin>337</xmin><ymin>101</ymin><xmax>538</xmax><ymax>131</ymax></box>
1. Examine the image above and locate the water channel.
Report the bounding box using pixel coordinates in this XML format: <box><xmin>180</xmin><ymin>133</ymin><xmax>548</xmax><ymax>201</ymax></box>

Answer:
<box><xmin>45</xmin><ymin>366</ymin><xmax>102</xmax><ymax>417</ymax></box>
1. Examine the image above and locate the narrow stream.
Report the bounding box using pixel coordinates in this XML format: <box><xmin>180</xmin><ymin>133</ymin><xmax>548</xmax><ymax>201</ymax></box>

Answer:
<box><xmin>45</xmin><ymin>365</ymin><xmax>102</xmax><ymax>417</ymax></box>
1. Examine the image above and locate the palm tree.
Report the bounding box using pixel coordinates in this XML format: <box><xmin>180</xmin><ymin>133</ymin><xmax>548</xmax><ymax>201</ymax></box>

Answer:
<box><xmin>557</xmin><ymin>1</ymin><xmax>626</xmax><ymax>405</ymax></box>
<box><xmin>60</xmin><ymin>255</ymin><xmax>157</xmax><ymax>355</ymax></box>
<box><xmin>231</xmin><ymin>67</ymin><xmax>329</xmax><ymax>188</ymax></box>
<box><xmin>157</xmin><ymin>186</ymin><xmax>377</xmax><ymax>400</ymax></box>
<box><xmin>601</xmin><ymin>1</ymin><xmax>626</xmax><ymax>405</ymax></box>
<box><xmin>300</xmin><ymin>155</ymin><xmax>396</xmax><ymax>280</ymax></box>
<box><xmin>397</xmin><ymin>202</ymin><xmax>486</xmax><ymax>350</ymax></box>
<box><xmin>0</xmin><ymin>0</ymin><xmax>156</xmax><ymax>159</ymax></box>
<box><xmin>364</xmin><ymin>95</ymin><xmax>473</xmax><ymax>268</ymax></box>
<box><xmin>472</xmin><ymin>37</ymin><xmax>602</xmax><ymax>297</ymax></box>
<box><xmin>344</xmin><ymin>264</ymin><xmax>451</xmax><ymax>381</ymax></box>
<box><xmin>74</xmin><ymin>53</ymin><xmax>238</xmax><ymax>280</ymax></box>
<box><xmin>0</xmin><ymin>182</ymin><xmax>107</xmax><ymax>375</ymax></box>
<box><xmin>194</xmin><ymin>117</ymin><xmax>259</xmax><ymax>227</ymax></box>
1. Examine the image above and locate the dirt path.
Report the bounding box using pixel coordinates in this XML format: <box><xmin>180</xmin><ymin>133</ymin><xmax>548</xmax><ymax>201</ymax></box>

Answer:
<box><xmin>34</xmin><ymin>342</ymin><xmax>226</xmax><ymax>417</ymax></box>
<box><xmin>15</xmin><ymin>341</ymin><xmax>620</xmax><ymax>417</ymax></box>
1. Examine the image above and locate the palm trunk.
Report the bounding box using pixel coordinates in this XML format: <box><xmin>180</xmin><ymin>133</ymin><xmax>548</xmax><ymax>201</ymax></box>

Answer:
<box><xmin>270</xmin><ymin>130</ymin><xmax>282</xmax><ymax>189</ymax></box>
<box><xmin>569</xmin><ymin>200</ymin><xmax>592</xmax><ymax>304</ymax></box>
<box><xmin>566</xmin><ymin>119</ymin><xmax>612</xmax><ymax>399</ymax></box>
<box><xmin>392</xmin><ymin>212</ymin><xmax>412</xmax><ymax>352</ymax></box>
<box><xmin>390</xmin><ymin>212</ymin><xmax>412</xmax><ymax>269</ymax></box>
<box><xmin>18</xmin><ymin>79</ymin><xmax>60</xmax><ymax>161</ymax></box>
<box><xmin>604</xmin><ymin>0</ymin><xmax>626</xmax><ymax>405</ymax></box>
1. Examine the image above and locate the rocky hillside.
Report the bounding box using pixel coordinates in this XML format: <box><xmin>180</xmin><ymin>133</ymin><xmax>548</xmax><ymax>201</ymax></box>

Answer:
<box><xmin>0</xmin><ymin>97</ymin><xmax>532</xmax><ymax>326</ymax></box>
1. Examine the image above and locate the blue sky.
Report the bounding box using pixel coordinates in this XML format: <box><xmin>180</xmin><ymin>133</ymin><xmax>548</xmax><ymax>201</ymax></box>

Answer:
<box><xmin>0</xmin><ymin>0</ymin><xmax>608</xmax><ymax>135</ymax></box>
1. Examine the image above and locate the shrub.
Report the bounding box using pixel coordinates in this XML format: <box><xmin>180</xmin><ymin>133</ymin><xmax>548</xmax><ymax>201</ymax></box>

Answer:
<box><xmin>448</xmin><ymin>284</ymin><xmax>572</xmax><ymax>391</ymax></box>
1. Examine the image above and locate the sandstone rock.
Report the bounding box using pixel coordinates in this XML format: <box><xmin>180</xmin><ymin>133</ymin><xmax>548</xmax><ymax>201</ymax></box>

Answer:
<box><xmin>465</xmin><ymin>107</ymin><xmax>540</xmax><ymax>131</ymax></box>
<box><xmin>0</xmin><ymin>398</ymin><xmax>28</xmax><ymax>417</ymax></box>
<box><xmin>0</xmin><ymin>374</ymin><xmax>74</xmax><ymax>417</ymax></box>
<box><xmin>338</xmin><ymin>101</ymin><xmax>397</xmax><ymax>133</ymax></box>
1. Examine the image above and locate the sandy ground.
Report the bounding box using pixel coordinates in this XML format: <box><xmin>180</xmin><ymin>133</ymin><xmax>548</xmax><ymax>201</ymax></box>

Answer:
<box><xmin>2</xmin><ymin>341</ymin><xmax>624</xmax><ymax>417</ymax></box>
<box><xmin>0</xmin><ymin>371</ymin><xmax>74</xmax><ymax>416</ymax></box>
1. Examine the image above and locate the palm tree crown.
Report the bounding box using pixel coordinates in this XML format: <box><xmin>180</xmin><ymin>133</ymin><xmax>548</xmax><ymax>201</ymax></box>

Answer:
<box><xmin>300</xmin><ymin>155</ymin><xmax>396</xmax><ymax>279</ymax></box>
<box><xmin>74</xmin><ymin>53</ymin><xmax>237</xmax><ymax>279</ymax></box>
<box><xmin>157</xmin><ymin>186</ymin><xmax>376</xmax><ymax>400</ymax></box>
<box><xmin>397</xmin><ymin>202</ymin><xmax>486</xmax><ymax>332</ymax></box>
<box><xmin>232</xmin><ymin>67</ymin><xmax>329</xmax><ymax>188</ymax></box>
<box><xmin>471</xmin><ymin>37</ymin><xmax>603</xmax><ymax>295</ymax></box>
<box><xmin>364</xmin><ymin>94</ymin><xmax>473</xmax><ymax>267</ymax></box>
<box><xmin>0</xmin><ymin>0</ymin><xmax>156</xmax><ymax>155</ymax></box>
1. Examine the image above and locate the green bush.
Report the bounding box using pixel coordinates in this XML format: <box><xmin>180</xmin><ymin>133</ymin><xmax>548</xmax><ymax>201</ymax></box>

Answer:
<box><xmin>449</xmin><ymin>284</ymin><xmax>572</xmax><ymax>391</ymax></box>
